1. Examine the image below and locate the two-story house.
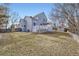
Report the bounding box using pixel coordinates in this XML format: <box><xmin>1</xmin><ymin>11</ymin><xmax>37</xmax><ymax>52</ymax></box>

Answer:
<box><xmin>19</xmin><ymin>12</ymin><xmax>53</xmax><ymax>32</ymax></box>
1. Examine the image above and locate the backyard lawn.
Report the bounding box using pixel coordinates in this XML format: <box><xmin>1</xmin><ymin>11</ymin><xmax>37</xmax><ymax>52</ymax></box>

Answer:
<box><xmin>0</xmin><ymin>32</ymin><xmax>79</xmax><ymax>56</ymax></box>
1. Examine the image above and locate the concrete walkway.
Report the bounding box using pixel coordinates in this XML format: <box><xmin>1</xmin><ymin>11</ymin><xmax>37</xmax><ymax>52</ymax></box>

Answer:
<box><xmin>69</xmin><ymin>32</ymin><xmax>79</xmax><ymax>43</ymax></box>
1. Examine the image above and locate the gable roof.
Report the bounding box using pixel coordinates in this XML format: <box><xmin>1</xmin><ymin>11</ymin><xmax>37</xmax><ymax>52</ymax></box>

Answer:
<box><xmin>32</xmin><ymin>12</ymin><xmax>47</xmax><ymax>21</ymax></box>
<box><xmin>20</xmin><ymin>12</ymin><xmax>47</xmax><ymax>21</ymax></box>
<box><xmin>33</xmin><ymin>12</ymin><xmax>46</xmax><ymax>18</ymax></box>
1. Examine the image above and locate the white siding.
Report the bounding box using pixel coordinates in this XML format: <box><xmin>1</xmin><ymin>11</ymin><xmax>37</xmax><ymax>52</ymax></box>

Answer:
<box><xmin>24</xmin><ymin>16</ymin><xmax>33</xmax><ymax>32</ymax></box>
<box><xmin>20</xmin><ymin>12</ymin><xmax>53</xmax><ymax>32</ymax></box>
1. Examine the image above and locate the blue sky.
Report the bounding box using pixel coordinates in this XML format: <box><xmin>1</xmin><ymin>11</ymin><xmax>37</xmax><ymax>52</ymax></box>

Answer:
<box><xmin>9</xmin><ymin>3</ymin><xmax>53</xmax><ymax>19</ymax></box>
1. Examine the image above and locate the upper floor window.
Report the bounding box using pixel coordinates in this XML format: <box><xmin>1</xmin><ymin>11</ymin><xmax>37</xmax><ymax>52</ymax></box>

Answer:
<box><xmin>24</xmin><ymin>25</ymin><xmax>26</xmax><ymax>27</ymax></box>
<box><xmin>43</xmin><ymin>19</ymin><xmax>46</xmax><ymax>21</ymax></box>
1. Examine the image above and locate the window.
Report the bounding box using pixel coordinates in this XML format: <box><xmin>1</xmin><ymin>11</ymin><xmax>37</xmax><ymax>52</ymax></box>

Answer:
<box><xmin>33</xmin><ymin>22</ymin><xmax>36</xmax><ymax>26</ymax></box>
<box><xmin>24</xmin><ymin>25</ymin><xmax>26</xmax><ymax>27</ymax></box>
<box><xmin>40</xmin><ymin>24</ymin><xmax>42</xmax><ymax>25</ymax></box>
<box><xmin>43</xmin><ymin>19</ymin><xmax>45</xmax><ymax>21</ymax></box>
<box><xmin>27</xmin><ymin>29</ymin><xmax>30</xmax><ymax>32</ymax></box>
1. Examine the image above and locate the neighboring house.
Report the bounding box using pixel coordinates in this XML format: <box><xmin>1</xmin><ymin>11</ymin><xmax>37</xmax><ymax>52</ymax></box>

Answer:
<box><xmin>14</xmin><ymin>24</ymin><xmax>22</xmax><ymax>32</ymax></box>
<box><xmin>57</xmin><ymin>19</ymin><xmax>69</xmax><ymax>32</ymax></box>
<box><xmin>20</xmin><ymin>16</ymin><xmax>33</xmax><ymax>32</ymax></box>
<box><xmin>52</xmin><ymin>18</ymin><xmax>69</xmax><ymax>32</ymax></box>
<box><xmin>10</xmin><ymin>24</ymin><xmax>22</xmax><ymax>32</ymax></box>
<box><xmin>19</xmin><ymin>12</ymin><xmax>53</xmax><ymax>32</ymax></box>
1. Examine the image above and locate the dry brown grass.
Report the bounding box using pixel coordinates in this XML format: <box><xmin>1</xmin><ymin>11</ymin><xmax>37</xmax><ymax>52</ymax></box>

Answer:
<box><xmin>0</xmin><ymin>32</ymin><xmax>79</xmax><ymax>56</ymax></box>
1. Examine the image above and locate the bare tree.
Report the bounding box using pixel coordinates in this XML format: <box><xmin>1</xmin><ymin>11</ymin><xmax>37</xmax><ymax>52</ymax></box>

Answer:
<box><xmin>50</xmin><ymin>3</ymin><xmax>79</xmax><ymax>34</ymax></box>
<box><xmin>9</xmin><ymin>11</ymin><xmax>20</xmax><ymax>32</ymax></box>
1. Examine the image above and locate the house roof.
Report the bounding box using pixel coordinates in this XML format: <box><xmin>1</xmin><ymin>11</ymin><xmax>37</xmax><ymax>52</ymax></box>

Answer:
<box><xmin>32</xmin><ymin>12</ymin><xmax>47</xmax><ymax>20</ymax></box>
<box><xmin>20</xmin><ymin>12</ymin><xmax>47</xmax><ymax>21</ymax></box>
<box><xmin>33</xmin><ymin>12</ymin><xmax>45</xmax><ymax>17</ymax></box>
<box><xmin>34</xmin><ymin>12</ymin><xmax>47</xmax><ymax>18</ymax></box>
